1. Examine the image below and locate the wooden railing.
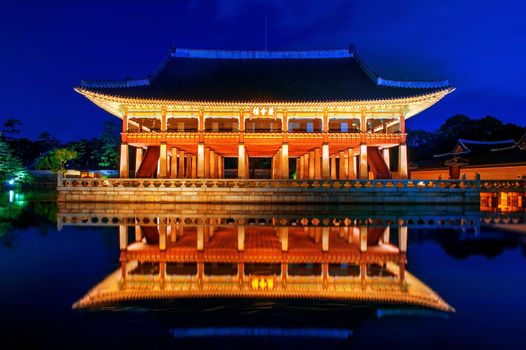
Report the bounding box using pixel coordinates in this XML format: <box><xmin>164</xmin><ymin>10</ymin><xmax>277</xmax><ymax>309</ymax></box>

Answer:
<box><xmin>124</xmin><ymin>132</ymin><xmax>404</xmax><ymax>144</ymax></box>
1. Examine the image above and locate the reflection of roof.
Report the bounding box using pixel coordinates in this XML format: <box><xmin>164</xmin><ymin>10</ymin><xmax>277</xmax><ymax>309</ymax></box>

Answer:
<box><xmin>73</xmin><ymin>262</ymin><xmax>453</xmax><ymax>312</ymax></box>
<box><xmin>77</xmin><ymin>48</ymin><xmax>451</xmax><ymax>103</ymax></box>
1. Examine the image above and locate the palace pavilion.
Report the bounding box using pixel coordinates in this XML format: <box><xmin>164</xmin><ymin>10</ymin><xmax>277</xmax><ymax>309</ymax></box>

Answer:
<box><xmin>76</xmin><ymin>47</ymin><xmax>453</xmax><ymax>180</ymax></box>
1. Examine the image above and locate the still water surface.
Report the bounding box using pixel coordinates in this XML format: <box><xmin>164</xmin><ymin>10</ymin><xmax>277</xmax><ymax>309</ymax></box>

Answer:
<box><xmin>1</xmin><ymin>191</ymin><xmax>525</xmax><ymax>349</ymax></box>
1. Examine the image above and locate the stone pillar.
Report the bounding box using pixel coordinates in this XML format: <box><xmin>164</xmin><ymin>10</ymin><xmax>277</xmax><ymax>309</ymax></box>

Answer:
<box><xmin>359</xmin><ymin>143</ymin><xmax>368</xmax><ymax>179</ymax></box>
<box><xmin>170</xmin><ymin>148</ymin><xmax>178</xmax><ymax>178</ymax></box>
<box><xmin>159</xmin><ymin>143</ymin><xmax>167</xmax><ymax>178</ymax></box>
<box><xmin>238</xmin><ymin>143</ymin><xmax>247</xmax><ymax>179</ymax></box>
<box><xmin>398</xmin><ymin>143</ymin><xmax>408</xmax><ymax>179</ymax></box>
<box><xmin>281</xmin><ymin>142</ymin><xmax>289</xmax><ymax>179</ymax></box>
<box><xmin>135</xmin><ymin>147</ymin><xmax>143</xmax><ymax>177</ymax></box>
<box><xmin>382</xmin><ymin>148</ymin><xmax>390</xmax><ymax>170</ymax></box>
<box><xmin>119</xmin><ymin>143</ymin><xmax>129</xmax><ymax>178</ymax></box>
<box><xmin>347</xmin><ymin>148</ymin><xmax>356</xmax><ymax>179</ymax></box>
<box><xmin>238</xmin><ymin>226</ymin><xmax>245</xmax><ymax>251</ymax></box>
<box><xmin>197</xmin><ymin>143</ymin><xmax>205</xmax><ymax>178</ymax></box>
<box><xmin>178</xmin><ymin>150</ymin><xmax>185</xmax><ymax>178</ymax></box>
<box><xmin>330</xmin><ymin>155</ymin><xmax>337</xmax><ymax>180</ymax></box>
<box><xmin>314</xmin><ymin>148</ymin><xmax>321</xmax><ymax>179</ymax></box>
<box><xmin>322</xmin><ymin>143</ymin><xmax>330</xmax><ymax>179</ymax></box>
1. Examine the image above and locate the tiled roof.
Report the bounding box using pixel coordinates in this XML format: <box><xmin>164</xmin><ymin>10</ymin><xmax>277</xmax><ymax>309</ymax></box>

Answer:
<box><xmin>78</xmin><ymin>48</ymin><xmax>451</xmax><ymax>103</ymax></box>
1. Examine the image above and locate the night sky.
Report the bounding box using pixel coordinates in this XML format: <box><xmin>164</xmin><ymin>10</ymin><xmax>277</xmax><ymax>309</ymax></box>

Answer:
<box><xmin>1</xmin><ymin>0</ymin><xmax>525</xmax><ymax>142</ymax></box>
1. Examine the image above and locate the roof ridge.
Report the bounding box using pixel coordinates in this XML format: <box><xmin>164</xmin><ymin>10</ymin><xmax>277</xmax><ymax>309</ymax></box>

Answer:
<box><xmin>171</xmin><ymin>48</ymin><xmax>354</xmax><ymax>59</ymax></box>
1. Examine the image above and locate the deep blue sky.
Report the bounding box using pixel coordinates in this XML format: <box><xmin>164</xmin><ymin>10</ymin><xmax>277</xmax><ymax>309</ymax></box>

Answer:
<box><xmin>1</xmin><ymin>0</ymin><xmax>525</xmax><ymax>142</ymax></box>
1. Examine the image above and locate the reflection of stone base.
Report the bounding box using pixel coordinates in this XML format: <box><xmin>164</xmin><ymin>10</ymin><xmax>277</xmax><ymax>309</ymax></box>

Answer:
<box><xmin>73</xmin><ymin>261</ymin><xmax>454</xmax><ymax>313</ymax></box>
<box><xmin>57</xmin><ymin>178</ymin><xmax>480</xmax><ymax>205</ymax></box>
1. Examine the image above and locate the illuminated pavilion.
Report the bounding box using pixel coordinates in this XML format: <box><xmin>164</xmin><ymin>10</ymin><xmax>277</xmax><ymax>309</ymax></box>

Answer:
<box><xmin>76</xmin><ymin>47</ymin><xmax>453</xmax><ymax>180</ymax></box>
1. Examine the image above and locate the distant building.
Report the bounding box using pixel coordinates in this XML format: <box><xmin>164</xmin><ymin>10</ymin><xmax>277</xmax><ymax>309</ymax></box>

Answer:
<box><xmin>76</xmin><ymin>47</ymin><xmax>452</xmax><ymax>180</ymax></box>
<box><xmin>412</xmin><ymin>133</ymin><xmax>526</xmax><ymax>179</ymax></box>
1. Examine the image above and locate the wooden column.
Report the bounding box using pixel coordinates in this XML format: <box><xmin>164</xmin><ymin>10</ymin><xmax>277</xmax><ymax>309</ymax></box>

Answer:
<box><xmin>398</xmin><ymin>221</ymin><xmax>407</xmax><ymax>252</ymax></box>
<box><xmin>314</xmin><ymin>148</ymin><xmax>321</xmax><ymax>179</ymax></box>
<box><xmin>204</xmin><ymin>147</ymin><xmax>211</xmax><ymax>178</ymax></box>
<box><xmin>308</xmin><ymin>151</ymin><xmax>315</xmax><ymax>179</ymax></box>
<box><xmin>238</xmin><ymin>226</ymin><xmax>245</xmax><ymax>251</ymax></box>
<box><xmin>197</xmin><ymin>143</ymin><xmax>205</xmax><ymax>178</ymax></box>
<box><xmin>339</xmin><ymin>151</ymin><xmax>347</xmax><ymax>180</ymax></box>
<box><xmin>361</xmin><ymin>111</ymin><xmax>367</xmax><ymax>133</ymax></box>
<box><xmin>197</xmin><ymin>225</ymin><xmax>204</xmax><ymax>251</ymax></box>
<box><xmin>398</xmin><ymin>144</ymin><xmax>408</xmax><ymax>179</ymax></box>
<box><xmin>238</xmin><ymin>143</ymin><xmax>247</xmax><ymax>179</ymax></box>
<box><xmin>359</xmin><ymin>225</ymin><xmax>368</xmax><ymax>252</ymax></box>
<box><xmin>217</xmin><ymin>155</ymin><xmax>223</xmax><ymax>178</ymax></box>
<box><xmin>280</xmin><ymin>227</ymin><xmax>288</xmax><ymax>252</ymax></box>
<box><xmin>382</xmin><ymin>148</ymin><xmax>390</xmax><ymax>170</ymax></box>
<box><xmin>322</xmin><ymin>227</ymin><xmax>329</xmax><ymax>252</ymax></box>
<box><xmin>281</xmin><ymin>142</ymin><xmax>289</xmax><ymax>179</ymax></box>
<box><xmin>119</xmin><ymin>224</ymin><xmax>128</xmax><ymax>250</ymax></box>
<box><xmin>191</xmin><ymin>156</ymin><xmax>197</xmax><ymax>178</ymax></box>
<box><xmin>359</xmin><ymin>143</ymin><xmax>368</xmax><ymax>179</ymax></box>
<box><xmin>322</xmin><ymin>143</ymin><xmax>330</xmax><ymax>179</ymax></box>
<box><xmin>399</xmin><ymin>113</ymin><xmax>406</xmax><ymax>134</ymax></box>
<box><xmin>119</xmin><ymin>143</ymin><xmax>129</xmax><ymax>178</ymax></box>
<box><xmin>159</xmin><ymin>143</ymin><xmax>167</xmax><ymax>178</ymax></box>
<box><xmin>186</xmin><ymin>155</ymin><xmax>192</xmax><ymax>177</ymax></box>
<box><xmin>303</xmin><ymin>154</ymin><xmax>309</xmax><ymax>180</ymax></box>
<box><xmin>170</xmin><ymin>148</ymin><xmax>178</xmax><ymax>178</ymax></box>
<box><xmin>211</xmin><ymin>151</ymin><xmax>218</xmax><ymax>178</ymax></box>
<box><xmin>178</xmin><ymin>150</ymin><xmax>185</xmax><ymax>178</ymax></box>
<box><xmin>135</xmin><ymin>147</ymin><xmax>143</xmax><ymax>177</ymax></box>
<box><xmin>298</xmin><ymin>156</ymin><xmax>304</xmax><ymax>179</ymax></box>
<box><xmin>347</xmin><ymin>148</ymin><xmax>356</xmax><ymax>179</ymax></box>
<box><xmin>330</xmin><ymin>155</ymin><xmax>336</xmax><ymax>180</ymax></box>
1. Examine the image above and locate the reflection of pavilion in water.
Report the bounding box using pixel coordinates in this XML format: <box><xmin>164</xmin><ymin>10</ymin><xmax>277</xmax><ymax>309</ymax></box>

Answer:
<box><xmin>62</xmin><ymin>204</ymin><xmax>455</xmax><ymax>312</ymax></box>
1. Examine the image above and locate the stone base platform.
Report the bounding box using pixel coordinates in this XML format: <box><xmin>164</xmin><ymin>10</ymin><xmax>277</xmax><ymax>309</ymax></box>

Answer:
<box><xmin>57</xmin><ymin>178</ymin><xmax>481</xmax><ymax>205</ymax></box>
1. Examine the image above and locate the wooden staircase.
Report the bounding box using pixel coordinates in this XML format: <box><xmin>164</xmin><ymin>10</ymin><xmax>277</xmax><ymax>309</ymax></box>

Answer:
<box><xmin>136</xmin><ymin>146</ymin><xmax>160</xmax><ymax>178</ymax></box>
<box><xmin>367</xmin><ymin>147</ymin><xmax>391</xmax><ymax>179</ymax></box>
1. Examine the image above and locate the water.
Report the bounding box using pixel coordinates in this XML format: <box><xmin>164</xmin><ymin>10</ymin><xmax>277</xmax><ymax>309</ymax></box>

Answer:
<box><xmin>1</xmin><ymin>190</ymin><xmax>525</xmax><ymax>349</ymax></box>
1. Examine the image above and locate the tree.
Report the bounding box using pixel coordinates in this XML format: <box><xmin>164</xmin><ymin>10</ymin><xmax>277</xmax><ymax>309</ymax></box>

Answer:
<box><xmin>0</xmin><ymin>134</ymin><xmax>31</xmax><ymax>184</ymax></box>
<box><xmin>35</xmin><ymin>147</ymin><xmax>78</xmax><ymax>175</ymax></box>
<box><xmin>1</xmin><ymin>118</ymin><xmax>22</xmax><ymax>142</ymax></box>
<box><xmin>95</xmin><ymin>121</ymin><xmax>119</xmax><ymax>168</ymax></box>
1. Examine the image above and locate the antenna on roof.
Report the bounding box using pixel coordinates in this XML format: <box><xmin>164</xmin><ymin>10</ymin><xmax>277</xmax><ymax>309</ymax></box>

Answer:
<box><xmin>264</xmin><ymin>16</ymin><xmax>268</xmax><ymax>51</ymax></box>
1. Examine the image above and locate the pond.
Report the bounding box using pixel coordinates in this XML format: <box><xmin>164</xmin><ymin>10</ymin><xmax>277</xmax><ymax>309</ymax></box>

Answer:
<box><xmin>1</xmin><ymin>190</ymin><xmax>525</xmax><ymax>349</ymax></box>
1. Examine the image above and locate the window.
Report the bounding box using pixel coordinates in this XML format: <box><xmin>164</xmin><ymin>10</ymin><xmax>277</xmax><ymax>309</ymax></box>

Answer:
<box><xmin>177</xmin><ymin>122</ymin><xmax>185</xmax><ymax>132</ymax></box>
<box><xmin>307</xmin><ymin>122</ymin><xmax>314</xmax><ymax>133</ymax></box>
<box><xmin>341</xmin><ymin>122</ymin><xmax>348</xmax><ymax>132</ymax></box>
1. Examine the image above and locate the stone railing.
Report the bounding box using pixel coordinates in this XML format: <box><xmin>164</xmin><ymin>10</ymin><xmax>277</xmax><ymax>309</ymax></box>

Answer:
<box><xmin>58</xmin><ymin>178</ymin><xmax>481</xmax><ymax>190</ymax></box>
<box><xmin>480</xmin><ymin>180</ymin><xmax>525</xmax><ymax>193</ymax></box>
